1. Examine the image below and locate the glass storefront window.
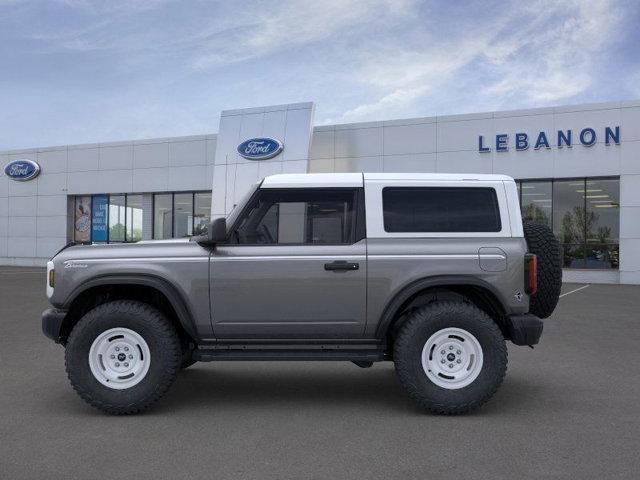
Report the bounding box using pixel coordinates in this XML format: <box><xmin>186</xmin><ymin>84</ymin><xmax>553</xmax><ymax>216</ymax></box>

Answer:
<box><xmin>91</xmin><ymin>194</ymin><xmax>109</xmax><ymax>242</ymax></box>
<box><xmin>194</xmin><ymin>192</ymin><xmax>212</xmax><ymax>236</ymax></box>
<box><xmin>553</xmin><ymin>180</ymin><xmax>586</xmax><ymax>245</ymax></box>
<box><xmin>75</xmin><ymin>191</ymin><xmax>210</xmax><ymax>243</ymax></box>
<box><xmin>517</xmin><ymin>177</ymin><xmax>620</xmax><ymax>270</ymax></box>
<box><xmin>154</xmin><ymin>194</ymin><xmax>172</xmax><ymax>239</ymax></box>
<box><xmin>520</xmin><ymin>181</ymin><xmax>552</xmax><ymax>227</ymax></box>
<box><xmin>74</xmin><ymin>196</ymin><xmax>92</xmax><ymax>243</ymax></box>
<box><xmin>585</xmin><ymin>179</ymin><xmax>619</xmax><ymax>244</ymax></box>
<box><xmin>585</xmin><ymin>179</ymin><xmax>619</xmax><ymax>269</ymax></box>
<box><xmin>108</xmin><ymin>195</ymin><xmax>126</xmax><ymax>242</ymax></box>
<box><xmin>126</xmin><ymin>194</ymin><xmax>143</xmax><ymax>242</ymax></box>
<box><xmin>174</xmin><ymin>193</ymin><xmax>193</xmax><ymax>238</ymax></box>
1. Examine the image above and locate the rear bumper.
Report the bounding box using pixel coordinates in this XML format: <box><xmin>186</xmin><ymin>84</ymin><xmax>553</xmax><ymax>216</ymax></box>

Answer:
<box><xmin>42</xmin><ymin>308</ymin><xmax>68</xmax><ymax>344</ymax></box>
<box><xmin>506</xmin><ymin>313</ymin><xmax>543</xmax><ymax>346</ymax></box>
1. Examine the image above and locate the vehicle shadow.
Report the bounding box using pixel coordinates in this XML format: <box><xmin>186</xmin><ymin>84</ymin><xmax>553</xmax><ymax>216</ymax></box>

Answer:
<box><xmin>153</xmin><ymin>363</ymin><xmax>549</xmax><ymax>417</ymax></box>
<box><xmin>159</xmin><ymin>362</ymin><xmax>412</xmax><ymax>413</ymax></box>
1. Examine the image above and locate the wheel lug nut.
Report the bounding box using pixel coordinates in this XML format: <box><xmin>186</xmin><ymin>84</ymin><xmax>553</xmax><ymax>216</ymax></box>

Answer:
<box><xmin>124</xmin><ymin>347</ymin><xmax>129</xmax><ymax>352</ymax></box>
<box><xmin>124</xmin><ymin>362</ymin><xmax>129</xmax><ymax>367</ymax></box>
<box><xmin>110</xmin><ymin>354</ymin><xmax>115</xmax><ymax>359</ymax></box>
<box><xmin>449</xmin><ymin>346</ymin><xmax>453</xmax><ymax>350</ymax></box>
<box><xmin>129</xmin><ymin>354</ymin><xmax>133</xmax><ymax>359</ymax></box>
<box><xmin>457</xmin><ymin>350</ymin><xmax>461</xmax><ymax>355</ymax></box>
<box><xmin>456</xmin><ymin>359</ymin><xmax>461</xmax><ymax>364</ymax></box>
<box><xmin>115</xmin><ymin>362</ymin><xmax>120</xmax><ymax>367</ymax></box>
<box><xmin>440</xmin><ymin>350</ymin><xmax>445</xmax><ymax>355</ymax></box>
<box><xmin>441</xmin><ymin>359</ymin><xmax>445</xmax><ymax>364</ymax></box>
<box><xmin>115</xmin><ymin>347</ymin><xmax>120</xmax><ymax>352</ymax></box>
<box><xmin>448</xmin><ymin>364</ymin><xmax>454</xmax><ymax>368</ymax></box>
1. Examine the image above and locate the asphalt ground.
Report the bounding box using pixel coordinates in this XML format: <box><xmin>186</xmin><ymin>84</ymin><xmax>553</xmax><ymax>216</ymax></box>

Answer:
<box><xmin>1</xmin><ymin>267</ymin><xmax>639</xmax><ymax>479</ymax></box>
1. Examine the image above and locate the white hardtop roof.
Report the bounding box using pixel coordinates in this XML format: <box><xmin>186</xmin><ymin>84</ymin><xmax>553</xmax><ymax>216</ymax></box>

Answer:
<box><xmin>261</xmin><ymin>172</ymin><xmax>514</xmax><ymax>188</ymax></box>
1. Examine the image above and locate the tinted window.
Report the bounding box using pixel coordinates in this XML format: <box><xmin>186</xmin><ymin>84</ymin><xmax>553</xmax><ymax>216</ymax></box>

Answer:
<box><xmin>382</xmin><ymin>187</ymin><xmax>501</xmax><ymax>233</ymax></box>
<box><xmin>231</xmin><ymin>189</ymin><xmax>356</xmax><ymax>245</ymax></box>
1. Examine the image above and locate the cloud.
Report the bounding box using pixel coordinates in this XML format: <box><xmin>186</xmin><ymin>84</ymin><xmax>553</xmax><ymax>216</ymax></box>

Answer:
<box><xmin>481</xmin><ymin>0</ymin><xmax>622</xmax><ymax>104</ymax></box>
<box><xmin>334</xmin><ymin>0</ymin><xmax>626</xmax><ymax>122</ymax></box>
<box><xmin>191</xmin><ymin>0</ymin><xmax>414</xmax><ymax>69</ymax></box>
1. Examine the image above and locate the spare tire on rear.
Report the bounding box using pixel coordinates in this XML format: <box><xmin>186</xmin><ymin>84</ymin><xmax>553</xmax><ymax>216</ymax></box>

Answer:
<box><xmin>523</xmin><ymin>222</ymin><xmax>562</xmax><ymax>319</ymax></box>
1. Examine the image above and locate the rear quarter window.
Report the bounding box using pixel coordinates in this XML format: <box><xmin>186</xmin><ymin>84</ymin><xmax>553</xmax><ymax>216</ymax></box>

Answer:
<box><xmin>382</xmin><ymin>187</ymin><xmax>502</xmax><ymax>233</ymax></box>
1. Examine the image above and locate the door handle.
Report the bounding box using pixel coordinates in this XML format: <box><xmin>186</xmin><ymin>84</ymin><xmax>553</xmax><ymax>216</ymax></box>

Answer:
<box><xmin>324</xmin><ymin>260</ymin><xmax>359</xmax><ymax>271</ymax></box>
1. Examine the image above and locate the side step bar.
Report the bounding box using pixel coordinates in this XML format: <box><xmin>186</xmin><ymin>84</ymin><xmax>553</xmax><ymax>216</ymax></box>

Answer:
<box><xmin>193</xmin><ymin>349</ymin><xmax>387</xmax><ymax>362</ymax></box>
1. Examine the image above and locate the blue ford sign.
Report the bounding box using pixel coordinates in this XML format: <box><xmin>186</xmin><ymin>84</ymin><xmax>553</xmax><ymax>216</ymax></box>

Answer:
<box><xmin>478</xmin><ymin>126</ymin><xmax>620</xmax><ymax>152</ymax></box>
<box><xmin>4</xmin><ymin>159</ymin><xmax>41</xmax><ymax>181</ymax></box>
<box><xmin>237</xmin><ymin>138</ymin><xmax>283</xmax><ymax>160</ymax></box>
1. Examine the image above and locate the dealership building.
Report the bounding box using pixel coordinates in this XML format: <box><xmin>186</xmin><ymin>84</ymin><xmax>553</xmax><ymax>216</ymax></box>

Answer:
<box><xmin>2</xmin><ymin>100</ymin><xmax>639</xmax><ymax>284</ymax></box>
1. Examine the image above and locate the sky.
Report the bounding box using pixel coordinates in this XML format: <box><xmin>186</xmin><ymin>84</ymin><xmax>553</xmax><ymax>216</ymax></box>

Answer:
<box><xmin>1</xmin><ymin>0</ymin><xmax>639</xmax><ymax>150</ymax></box>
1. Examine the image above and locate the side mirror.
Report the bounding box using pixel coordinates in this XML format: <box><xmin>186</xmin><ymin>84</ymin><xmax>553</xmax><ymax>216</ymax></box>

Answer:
<box><xmin>194</xmin><ymin>217</ymin><xmax>226</xmax><ymax>246</ymax></box>
<box><xmin>209</xmin><ymin>217</ymin><xmax>227</xmax><ymax>243</ymax></box>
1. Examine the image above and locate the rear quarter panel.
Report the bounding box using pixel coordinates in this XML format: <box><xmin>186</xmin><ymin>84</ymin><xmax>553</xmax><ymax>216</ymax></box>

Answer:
<box><xmin>364</xmin><ymin>237</ymin><xmax>529</xmax><ymax>336</ymax></box>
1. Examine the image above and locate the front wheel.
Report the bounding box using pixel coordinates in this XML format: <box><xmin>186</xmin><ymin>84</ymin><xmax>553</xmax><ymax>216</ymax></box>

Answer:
<box><xmin>65</xmin><ymin>300</ymin><xmax>182</xmax><ymax>414</ymax></box>
<box><xmin>394</xmin><ymin>301</ymin><xmax>507</xmax><ymax>415</ymax></box>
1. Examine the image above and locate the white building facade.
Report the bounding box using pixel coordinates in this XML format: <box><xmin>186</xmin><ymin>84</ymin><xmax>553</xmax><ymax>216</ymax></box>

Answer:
<box><xmin>2</xmin><ymin>100</ymin><xmax>639</xmax><ymax>284</ymax></box>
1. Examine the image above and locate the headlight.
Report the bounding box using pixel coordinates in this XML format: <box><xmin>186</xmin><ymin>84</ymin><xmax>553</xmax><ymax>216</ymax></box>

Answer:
<box><xmin>46</xmin><ymin>261</ymin><xmax>55</xmax><ymax>298</ymax></box>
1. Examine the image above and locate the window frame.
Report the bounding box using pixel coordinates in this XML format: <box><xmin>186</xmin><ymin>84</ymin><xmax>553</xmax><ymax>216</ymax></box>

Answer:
<box><xmin>365</xmin><ymin>180</ymin><xmax>511</xmax><ymax>239</ymax></box>
<box><xmin>224</xmin><ymin>187</ymin><xmax>365</xmax><ymax>247</ymax></box>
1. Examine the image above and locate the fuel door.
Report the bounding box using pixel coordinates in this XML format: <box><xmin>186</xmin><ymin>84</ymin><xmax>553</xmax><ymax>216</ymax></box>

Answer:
<box><xmin>478</xmin><ymin>247</ymin><xmax>507</xmax><ymax>272</ymax></box>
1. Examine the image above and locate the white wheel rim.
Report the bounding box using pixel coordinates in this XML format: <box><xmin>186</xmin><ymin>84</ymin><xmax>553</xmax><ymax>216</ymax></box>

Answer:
<box><xmin>88</xmin><ymin>328</ymin><xmax>151</xmax><ymax>390</ymax></box>
<box><xmin>421</xmin><ymin>327</ymin><xmax>483</xmax><ymax>389</ymax></box>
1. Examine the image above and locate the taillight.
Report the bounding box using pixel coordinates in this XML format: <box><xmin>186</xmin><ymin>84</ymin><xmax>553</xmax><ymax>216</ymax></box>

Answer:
<box><xmin>524</xmin><ymin>254</ymin><xmax>537</xmax><ymax>295</ymax></box>
<box><xmin>524</xmin><ymin>253</ymin><xmax>538</xmax><ymax>295</ymax></box>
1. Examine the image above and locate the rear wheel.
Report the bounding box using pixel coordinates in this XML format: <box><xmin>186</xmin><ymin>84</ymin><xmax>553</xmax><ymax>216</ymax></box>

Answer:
<box><xmin>65</xmin><ymin>300</ymin><xmax>181</xmax><ymax>415</ymax></box>
<box><xmin>394</xmin><ymin>301</ymin><xmax>507</xmax><ymax>415</ymax></box>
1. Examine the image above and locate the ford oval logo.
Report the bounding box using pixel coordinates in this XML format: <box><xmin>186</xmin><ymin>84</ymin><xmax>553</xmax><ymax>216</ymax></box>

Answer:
<box><xmin>237</xmin><ymin>137</ymin><xmax>283</xmax><ymax>160</ymax></box>
<box><xmin>4</xmin><ymin>159</ymin><xmax>41</xmax><ymax>182</ymax></box>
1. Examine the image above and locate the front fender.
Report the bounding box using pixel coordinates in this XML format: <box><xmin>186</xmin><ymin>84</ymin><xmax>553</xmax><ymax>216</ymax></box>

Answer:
<box><xmin>62</xmin><ymin>274</ymin><xmax>200</xmax><ymax>340</ymax></box>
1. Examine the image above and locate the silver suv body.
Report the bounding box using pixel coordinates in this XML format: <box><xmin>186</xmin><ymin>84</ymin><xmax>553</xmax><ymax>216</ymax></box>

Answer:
<box><xmin>42</xmin><ymin>173</ymin><xmax>559</xmax><ymax>414</ymax></box>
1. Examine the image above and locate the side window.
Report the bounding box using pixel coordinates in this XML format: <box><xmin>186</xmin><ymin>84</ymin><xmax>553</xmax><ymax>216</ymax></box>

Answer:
<box><xmin>231</xmin><ymin>189</ymin><xmax>357</xmax><ymax>245</ymax></box>
<box><xmin>382</xmin><ymin>187</ymin><xmax>501</xmax><ymax>233</ymax></box>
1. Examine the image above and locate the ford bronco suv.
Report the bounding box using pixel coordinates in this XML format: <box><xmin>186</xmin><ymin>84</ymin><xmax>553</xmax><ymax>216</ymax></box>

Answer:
<box><xmin>42</xmin><ymin>173</ymin><xmax>562</xmax><ymax>415</ymax></box>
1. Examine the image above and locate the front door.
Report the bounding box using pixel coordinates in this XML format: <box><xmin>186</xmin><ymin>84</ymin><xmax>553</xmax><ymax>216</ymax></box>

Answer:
<box><xmin>209</xmin><ymin>187</ymin><xmax>366</xmax><ymax>338</ymax></box>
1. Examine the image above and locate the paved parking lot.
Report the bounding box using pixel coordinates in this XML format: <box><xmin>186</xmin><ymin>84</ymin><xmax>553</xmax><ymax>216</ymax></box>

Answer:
<box><xmin>1</xmin><ymin>267</ymin><xmax>639</xmax><ymax>479</ymax></box>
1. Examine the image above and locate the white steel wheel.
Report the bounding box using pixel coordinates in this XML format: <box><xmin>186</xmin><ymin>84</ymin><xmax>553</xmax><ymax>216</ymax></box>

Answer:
<box><xmin>421</xmin><ymin>327</ymin><xmax>484</xmax><ymax>390</ymax></box>
<box><xmin>88</xmin><ymin>327</ymin><xmax>151</xmax><ymax>390</ymax></box>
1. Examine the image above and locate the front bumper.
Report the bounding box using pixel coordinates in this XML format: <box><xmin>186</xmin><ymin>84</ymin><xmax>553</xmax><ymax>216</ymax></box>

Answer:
<box><xmin>42</xmin><ymin>308</ymin><xmax>68</xmax><ymax>344</ymax></box>
<box><xmin>506</xmin><ymin>313</ymin><xmax>543</xmax><ymax>346</ymax></box>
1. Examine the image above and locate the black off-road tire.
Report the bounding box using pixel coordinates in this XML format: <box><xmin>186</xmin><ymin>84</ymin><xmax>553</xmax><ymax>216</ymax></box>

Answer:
<box><xmin>394</xmin><ymin>301</ymin><xmax>507</xmax><ymax>415</ymax></box>
<box><xmin>65</xmin><ymin>300</ymin><xmax>181</xmax><ymax>415</ymax></box>
<box><xmin>523</xmin><ymin>221</ymin><xmax>562</xmax><ymax>319</ymax></box>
